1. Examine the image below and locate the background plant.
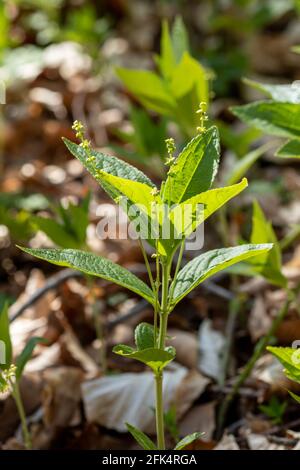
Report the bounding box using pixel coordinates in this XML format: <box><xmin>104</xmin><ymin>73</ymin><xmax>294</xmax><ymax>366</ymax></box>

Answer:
<box><xmin>0</xmin><ymin>301</ymin><xmax>46</xmax><ymax>449</ymax></box>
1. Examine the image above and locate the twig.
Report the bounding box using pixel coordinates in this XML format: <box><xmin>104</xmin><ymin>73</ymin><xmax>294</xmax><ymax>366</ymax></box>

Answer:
<box><xmin>9</xmin><ymin>269</ymin><xmax>82</xmax><ymax>322</ymax></box>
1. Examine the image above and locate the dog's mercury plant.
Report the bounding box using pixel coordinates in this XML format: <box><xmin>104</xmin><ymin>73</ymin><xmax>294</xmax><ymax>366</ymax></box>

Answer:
<box><xmin>19</xmin><ymin>111</ymin><xmax>272</xmax><ymax>450</ymax></box>
<box><xmin>0</xmin><ymin>302</ymin><xmax>46</xmax><ymax>449</ymax></box>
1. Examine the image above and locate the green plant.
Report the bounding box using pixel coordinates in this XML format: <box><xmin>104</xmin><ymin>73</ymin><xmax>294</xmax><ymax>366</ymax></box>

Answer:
<box><xmin>19</xmin><ymin>119</ymin><xmax>272</xmax><ymax>449</ymax></box>
<box><xmin>231</xmin><ymin>78</ymin><xmax>300</xmax><ymax>159</ymax></box>
<box><xmin>268</xmin><ymin>346</ymin><xmax>300</xmax><ymax>404</ymax></box>
<box><xmin>259</xmin><ymin>396</ymin><xmax>287</xmax><ymax>425</ymax></box>
<box><xmin>0</xmin><ymin>302</ymin><xmax>46</xmax><ymax>449</ymax></box>
<box><xmin>217</xmin><ymin>200</ymin><xmax>296</xmax><ymax>435</ymax></box>
<box><xmin>116</xmin><ymin>17</ymin><xmax>210</xmax><ymax>139</ymax></box>
<box><xmin>30</xmin><ymin>192</ymin><xmax>91</xmax><ymax>249</ymax></box>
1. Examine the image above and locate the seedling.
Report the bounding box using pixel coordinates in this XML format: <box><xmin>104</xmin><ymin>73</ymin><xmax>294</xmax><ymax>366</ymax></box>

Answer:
<box><xmin>116</xmin><ymin>17</ymin><xmax>210</xmax><ymax>139</ymax></box>
<box><xmin>259</xmin><ymin>396</ymin><xmax>287</xmax><ymax>425</ymax></box>
<box><xmin>19</xmin><ymin>116</ymin><xmax>272</xmax><ymax>449</ymax></box>
<box><xmin>0</xmin><ymin>302</ymin><xmax>46</xmax><ymax>449</ymax></box>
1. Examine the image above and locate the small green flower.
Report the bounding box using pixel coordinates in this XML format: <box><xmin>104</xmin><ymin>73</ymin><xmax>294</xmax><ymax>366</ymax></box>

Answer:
<box><xmin>0</xmin><ymin>364</ymin><xmax>17</xmax><ymax>394</ymax></box>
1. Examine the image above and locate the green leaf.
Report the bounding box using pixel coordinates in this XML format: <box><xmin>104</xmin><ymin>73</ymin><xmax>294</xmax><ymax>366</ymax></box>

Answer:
<box><xmin>113</xmin><ymin>345</ymin><xmax>175</xmax><ymax>374</ymax></box>
<box><xmin>116</xmin><ymin>68</ymin><xmax>176</xmax><ymax>116</ymax></box>
<box><xmin>0</xmin><ymin>302</ymin><xmax>12</xmax><ymax>369</ymax></box>
<box><xmin>231</xmin><ymin>102</ymin><xmax>300</xmax><ymax>140</ymax></box>
<box><xmin>248</xmin><ymin>201</ymin><xmax>286</xmax><ymax>287</ymax></box>
<box><xmin>243</xmin><ymin>78</ymin><xmax>300</xmax><ymax>104</ymax></box>
<box><xmin>95</xmin><ymin>170</ymin><xmax>169</xmax><ymax>255</ymax></box>
<box><xmin>174</xmin><ymin>432</ymin><xmax>204</xmax><ymax>450</ymax></box>
<box><xmin>126</xmin><ymin>423</ymin><xmax>157</xmax><ymax>450</ymax></box>
<box><xmin>18</xmin><ymin>247</ymin><xmax>156</xmax><ymax>306</ymax></box>
<box><xmin>170</xmin><ymin>52</ymin><xmax>209</xmax><ymax>104</ymax></box>
<box><xmin>289</xmin><ymin>391</ymin><xmax>300</xmax><ymax>404</ymax></box>
<box><xmin>63</xmin><ymin>138</ymin><xmax>155</xmax><ymax>201</ymax></box>
<box><xmin>276</xmin><ymin>139</ymin><xmax>300</xmax><ymax>159</ymax></box>
<box><xmin>169</xmin><ymin>178</ymin><xmax>248</xmax><ymax>239</ymax></box>
<box><xmin>158</xmin><ymin>20</ymin><xmax>176</xmax><ymax>79</ymax></box>
<box><xmin>171</xmin><ymin>16</ymin><xmax>189</xmax><ymax>63</ymax></box>
<box><xmin>171</xmin><ymin>243</ymin><xmax>273</xmax><ymax>306</ymax></box>
<box><xmin>267</xmin><ymin>346</ymin><xmax>300</xmax><ymax>384</ymax></box>
<box><xmin>134</xmin><ymin>322</ymin><xmax>155</xmax><ymax>350</ymax></box>
<box><xmin>16</xmin><ymin>337</ymin><xmax>47</xmax><ymax>380</ymax></box>
<box><xmin>96</xmin><ymin>170</ymin><xmax>156</xmax><ymax>214</ymax></box>
<box><xmin>226</xmin><ymin>143</ymin><xmax>270</xmax><ymax>185</ymax></box>
<box><xmin>163</xmin><ymin>126</ymin><xmax>220</xmax><ymax>205</ymax></box>
<box><xmin>30</xmin><ymin>215</ymin><xmax>79</xmax><ymax>249</ymax></box>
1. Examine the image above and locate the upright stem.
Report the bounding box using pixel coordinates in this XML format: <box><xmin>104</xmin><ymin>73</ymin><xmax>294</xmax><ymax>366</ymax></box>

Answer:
<box><xmin>158</xmin><ymin>262</ymin><xmax>170</xmax><ymax>349</ymax></box>
<box><xmin>155</xmin><ymin>372</ymin><xmax>165</xmax><ymax>450</ymax></box>
<box><xmin>10</xmin><ymin>379</ymin><xmax>32</xmax><ymax>449</ymax></box>
<box><xmin>155</xmin><ymin>260</ymin><xmax>171</xmax><ymax>449</ymax></box>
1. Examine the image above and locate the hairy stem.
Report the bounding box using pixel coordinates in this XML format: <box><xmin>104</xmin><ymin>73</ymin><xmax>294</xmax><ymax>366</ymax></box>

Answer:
<box><xmin>11</xmin><ymin>379</ymin><xmax>32</xmax><ymax>450</ymax></box>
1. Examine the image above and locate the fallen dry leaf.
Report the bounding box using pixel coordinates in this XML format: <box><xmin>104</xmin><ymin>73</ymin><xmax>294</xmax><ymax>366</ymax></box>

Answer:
<box><xmin>214</xmin><ymin>434</ymin><xmax>240</xmax><ymax>450</ymax></box>
<box><xmin>198</xmin><ymin>319</ymin><xmax>225</xmax><ymax>380</ymax></box>
<box><xmin>81</xmin><ymin>364</ymin><xmax>209</xmax><ymax>433</ymax></box>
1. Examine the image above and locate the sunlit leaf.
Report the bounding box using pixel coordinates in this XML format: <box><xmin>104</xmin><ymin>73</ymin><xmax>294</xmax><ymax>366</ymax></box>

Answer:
<box><xmin>231</xmin><ymin>102</ymin><xmax>300</xmax><ymax>140</ymax></box>
<box><xmin>171</xmin><ymin>244</ymin><xmax>273</xmax><ymax>306</ymax></box>
<box><xmin>113</xmin><ymin>345</ymin><xmax>175</xmax><ymax>374</ymax></box>
<box><xmin>162</xmin><ymin>126</ymin><xmax>220</xmax><ymax>205</ymax></box>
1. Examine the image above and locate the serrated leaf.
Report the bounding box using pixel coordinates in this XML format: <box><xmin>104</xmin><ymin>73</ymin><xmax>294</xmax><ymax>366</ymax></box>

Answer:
<box><xmin>171</xmin><ymin>244</ymin><xmax>273</xmax><ymax>306</ymax></box>
<box><xmin>134</xmin><ymin>322</ymin><xmax>155</xmax><ymax>350</ymax></box>
<box><xmin>276</xmin><ymin>139</ymin><xmax>300</xmax><ymax>158</ymax></box>
<box><xmin>113</xmin><ymin>345</ymin><xmax>175</xmax><ymax>374</ymax></box>
<box><xmin>18</xmin><ymin>247</ymin><xmax>156</xmax><ymax>306</ymax></box>
<box><xmin>96</xmin><ymin>170</ymin><xmax>172</xmax><ymax>256</ymax></box>
<box><xmin>16</xmin><ymin>337</ymin><xmax>47</xmax><ymax>380</ymax></box>
<box><xmin>248</xmin><ymin>201</ymin><xmax>286</xmax><ymax>287</ymax></box>
<box><xmin>0</xmin><ymin>302</ymin><xmax>12</xmax><ymax>369</ymax></box>
<box><xmin>243</xmin><ymin>78</ymin><xmax>300</xmax><ymax>104</ymax></box>
<box><xmin>116</xmin><ymin>68</ymin><xmax>176</xmax><ymax>116</ymax></box>
<box><xmin>162</xmin><ymin>126</ymin><xmax>220</xmax><ymax>205</ymax></box>
<box><xmin>231</xmin><ymin>102</ymin><xmax>300</xmax><ymax>140</ymax></box>
<box><xmin>169</xmin><ymin>178</ymin><xmax>248</xmax><ymax>239</ymax></box>
<box><xmin>267</xmin><ymin>346</ymin><xmax>300</xmax><ymax>384</ymax></box>
<box><xmin>126</xmin><ymin>423</ymin><xmax>157</xmax><ymax>450</ymax></box>
<box><xmin>63</xmin><ymin>138</ymin><xmax>155</xmax><ymax>199</ymax></box>
<box><xmin>174</xmin><ymin>432</ymin><xmax>204</xmax><ymax>450</ymax></box>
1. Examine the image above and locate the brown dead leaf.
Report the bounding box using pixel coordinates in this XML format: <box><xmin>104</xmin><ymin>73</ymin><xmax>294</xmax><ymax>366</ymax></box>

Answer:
<box><xmin>168</xmin><ymin>329</ymin><xmax>198</xmax><ymax>369</ymax></box>
<box><xmin>42</xmin><ymin>366</ymin><xmax>83</xmax><ymax>428</ymax></box>
<box><xmin>179</xmin><ymin>402</ymin><xmax>215</xmax><ymax>441</ymax></box>
<box><xmin>214</xmin><ymin>434</ymin><xmax>240</xmax><ymax>450</ymax></box>
<box><xmin>248</xmin><ymin>295</ymin><xmax>271</xmax><ymax>342</ymax></box>
<box><xmin>82</xmin><ymin>364</ymin><xmax>209</xmax><ymax>433</ymax></box>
